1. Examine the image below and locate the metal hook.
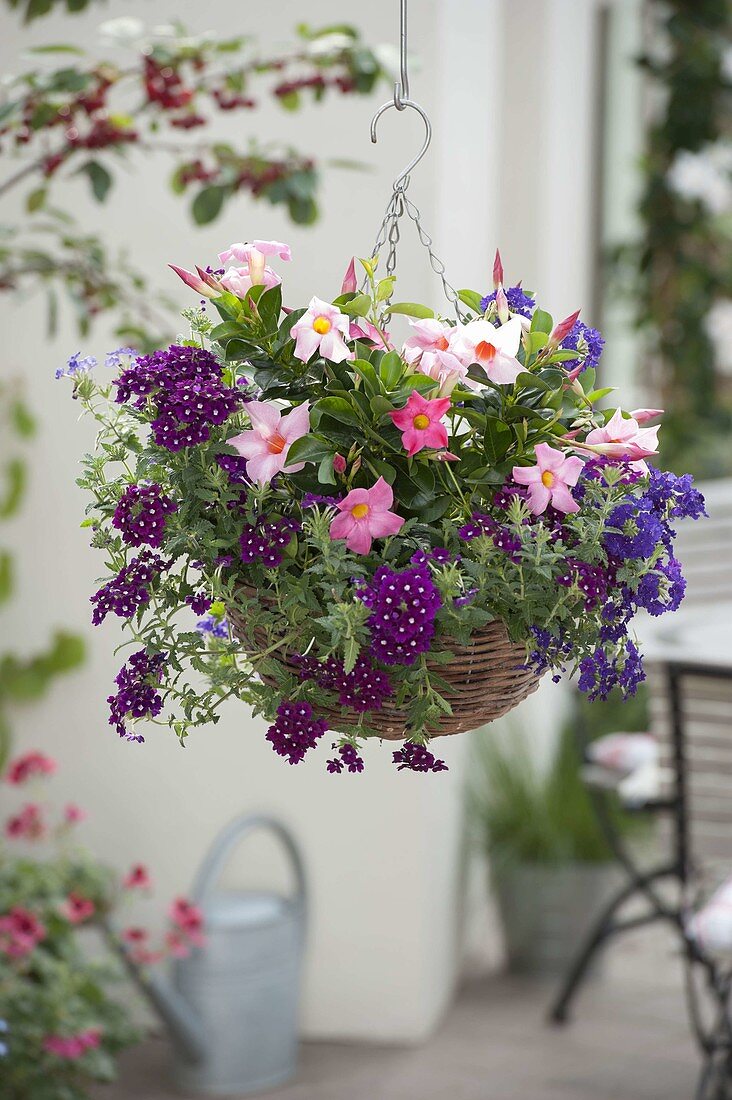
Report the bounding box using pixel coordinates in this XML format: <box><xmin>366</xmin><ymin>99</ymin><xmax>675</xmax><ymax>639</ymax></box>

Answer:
<box><xmin>395</xmin><ymin>0</ymin><xmax>409</xmax><ymax>108</ymax></box>
<box><xmin>370</xmin><ymin>97</ymin><xmax>432</xmax><ymax>193</ymax></box>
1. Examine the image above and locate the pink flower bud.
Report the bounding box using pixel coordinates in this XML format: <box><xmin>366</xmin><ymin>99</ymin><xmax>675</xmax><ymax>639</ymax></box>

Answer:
<box><xmin>493</xmin><ymin>249</ymin><xmax>504</xmax><ymax>290</ymax></box>
<box><xmin>630</xmin><ymin>408</ymin><xmax>663</xmax><ymax>425</ymax></box>
<box><xmin>549</xmin><ymin>309</ymin><xmax>581</xmax><ymax>346</ymax></box>
<box><xmin>341</xmin><ymin>257</ymin><xmax>357</xmax><ymax>295</ymax></box>
<box><xmin>495</xmin><ymin>287</ymin><xmax>510</xmax><ymax>324</ymax></box>
<box><xmin>333</xmin><ymin>453</ymin><xmax>346</xmax><ymax>474</ymax></box>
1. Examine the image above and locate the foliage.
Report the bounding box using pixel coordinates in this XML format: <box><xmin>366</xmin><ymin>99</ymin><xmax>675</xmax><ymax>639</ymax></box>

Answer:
<box><xmin>0</xmin><ymin>751</ymin><xmax>205</xmax><ymax>1098</ymax></box>
<box><xmin>468</xmin><ymin>725</ymin><xmax>633</xmax><ymax>868</ymax></box>
<box><xmin>0</xmin><ymin>20</ymin><xmax>388</xmax><ymax>337</ymax></box>
<box><xmin>633</xmin><ymin>0</ymin><xmax>732</xmax><ymax>475</ymax></box>
<box><xmin>0</xmin><ymin>381</ymin><xmax>85</xmax><ymax>772</ymax></box>
<box><xmin>60</xmin><ymin>242</ymin><xmax>703</xmax><ymax>772</ymax></box>
<box><xmin>5</xmin><ymin>0</ymin><xmax>109</xmax><ymax>20</ymax></box>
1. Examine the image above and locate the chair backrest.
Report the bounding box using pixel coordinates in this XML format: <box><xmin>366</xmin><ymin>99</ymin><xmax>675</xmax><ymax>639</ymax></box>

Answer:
<box><xmin>647</xmin><ymin>478</ymin><xmax>732</xmax><ymax>882</ymax></box>
<box><xmin>670</xmin><ymin>478</ymin><xmax>732</xmax><ymax>607</ymax></box>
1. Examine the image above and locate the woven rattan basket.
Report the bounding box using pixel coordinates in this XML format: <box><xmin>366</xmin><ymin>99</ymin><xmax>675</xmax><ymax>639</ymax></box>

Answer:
<box><xmin>228</xmin><ymin>598</ymin><xmax>541</xmax><ymax>740</ymax></box>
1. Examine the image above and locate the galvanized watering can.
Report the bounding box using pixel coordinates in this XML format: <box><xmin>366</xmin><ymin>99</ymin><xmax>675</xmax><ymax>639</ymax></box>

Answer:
<box><xmin>117</xmin><ymin>814</ymin><xmax>306</xmax><ymax>1096</ymax></box>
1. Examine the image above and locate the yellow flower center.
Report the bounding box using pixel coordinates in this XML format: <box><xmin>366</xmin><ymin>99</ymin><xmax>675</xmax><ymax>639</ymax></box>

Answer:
<box><xmin>541</xmin><ymin>470</ymin><xmax>555</xmax><ymax>488</ymax></box>
<box><xmin>313</xmin><ymin>316</ymin><xmax>332</xmax><ymax>335</ymax></box>
<box><xmin>351</xmin><ymin>503</ymin><xmax>370</xmax><ymax>520</ymax></box>
<box><xmin>413</xmin><ymin>414</ymin><xmax>431</xmax><ymax>430</ymax></box>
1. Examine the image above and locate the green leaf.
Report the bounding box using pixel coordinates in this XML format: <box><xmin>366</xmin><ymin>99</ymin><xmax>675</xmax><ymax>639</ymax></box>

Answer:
<box><xmin>287</xmin><ymin>195</ymin><xmax>318</xmax><ymax>225</ymax></box>
<box><xmin>77</xmin><ymin>160</ymin><xmax>112</xmax><ymax>203</ymax></box>
<box><xmin>0</xmin><ymin>550</ymin><xmax>13</xmax><ymax>606</ymax></box>
<box><xmin>285</xmin><ymin>433</ymin><xmax>334</xmax><ymax>466</ymax></box>
<box><xmin>0</xmin><ymin>459</ymin><xmax>26</xmax><ymax>518</ymax></box>
<box><xmin>317</xmin><ymin>454</ymin><xmax>336</xmax><ymax>485</ymax></box>
<box><xmin>388</xmin><ymin>302</ymin><xmax>435</xmax><ymax>319</ymax></box>
<box><xmin>586</xmin><ymin>387</ymin><xmax>616</xmax><ymax>403</ymax></box>
<box><xmin>458</xmin><ymin>289</ymin><xmax>484</xmax><ymax>313</ymax></box>
<box><xmin>340</xmin><ymin>293</ymin><xmax>372</xmax><ymax>318</ymax></box>
<box><xmin>313</xmin><ymin>397</ymin><xmax>362</xmax><ymax>427</ymax></box>
<box><xmin>483</xmin><ymin>418</ymin><xmax>512</xmax><ymax>464</ymax></box>
<box><xmin>351</xmin><ymin>358</ymin><xmax>380</xmax><ymax>395</ymax></box>
<box><xmin>192</xmin><ymin>185</ymin><xmax>226</xmax><ymax>225</ymax></box>
<box><xmin>376</xmin><ymin>277</ymin><xmax>395</xmax><ymax>303</ymax></box>
<box><xmin>26</xmin><ymin>187</ymin><xmax>47</xmax><ymax>213</ymax></box>
<box><xmin>379</xmin><ymin>350</ymin><xmax>403</xmax><ymax>389</ymax></box>
<box><xmin>530</xmin><ymin>308</ymin><xmax>553</xmax><ymax>335</ymax></box>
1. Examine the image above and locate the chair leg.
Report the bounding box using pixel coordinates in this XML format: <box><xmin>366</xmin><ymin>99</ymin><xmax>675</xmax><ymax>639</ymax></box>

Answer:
<box><xmin>547</xmin><ymin>875</ymin><xmax>664</xmax><ymax>1025</ymax></box>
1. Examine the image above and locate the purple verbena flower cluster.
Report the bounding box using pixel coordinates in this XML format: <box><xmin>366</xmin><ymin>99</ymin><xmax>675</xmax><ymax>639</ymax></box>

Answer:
<box><xmin>526</xmin><ymin>626</ymin><xmax>573</xmax><ymax>683</ymax></box>
<box><xmin>108</xmin><ymin>649</ymin><xmax>166</xmax><ymax>742</ymax></box>
<box><xmin>635</xmin><ymin>558</ymin><xmax>686</xmax><ymax>616</ymax></box>
<box><xmin>239</xmin><ymin>517</ymin><xmax>301</xmax><ymax>569</ymax></box>
<box><xmin>410</xmin><ymin>546</ymin><xmax>453</xmax><ymax>565</ymax></box>
<box><xmin>578</xmin><ymin>639</ymin><xmax>645</xmax><ymax>702</ymax></box>
<box><xmin>561</xmin><ymin>320</ymin><xmax>605</xmax><ymax>372</ymax></box>
<box><xmin>603</xmin><ymin>500</ymin><xmax>663</xmax><ymax>560</ymax></box>
<box><xmin>90</xmin><ymin>550</ymin><xmax>164</xmax><ymax>625</ymax></box>
<box><xmin>114</xmin><ymin>344</ymin><xmax>243</xmax><ymax>451</ymax></box>
<box><xmin>458</xmin><ymin>513</ymin><xmax>522</xmax><ymax>561</ymax></box>
<box><xmin>112</xmin><ymin>483</ymin><xmax>177</xmax><ymax>549</ymax></box>
<box><xmin>556</xmin><ymin>559</ymin><xmax>609</xmax><ymax>610</ymax></box>
<box><xmin>646</xmin><ymin>467</ymin><xmax>707</xmax><ymax>522</ymax></box>
<box><xmin>295</xmin><ymin>654</ymin><xmax>393</xmax><ymax>713</ymax></box>
<box><xmin>265</xmin><ymin>700</ymin><xmax>328</xmax><ymax>765</ymax></box>
<box><xmin>185</xmin><ymin>591</ymin><xmax>210</xmax><ymax>615</ymax></box>
<box><xmin>216</xmin><ymin>452</ymin><xmax>250</xmax><ymax>484</ymax></box>
<box><xmin>196</xmin><ymin>615</ymin><xmax>229</xmax><ymax>639</ymax></box>
<box><xmin>55</xmin><ymin>351</ymin><xmax>97</xmax><ymax>380</ymax></box>
<box><xmin>392</xmin><ymin>741</ymin><xmax>448</xmax><ymax>773</ymax></box>
<box><xmin>357</xmin><ymin>563</ymin><xmax>442</xmax><ymax>666</ymax></box>
<box><xmin>326</xmin><ymin>743</ymin><xmax>365</xmax><ymax>774</ymax></box>
<box><xmin>480</xmin><ymin>285</ymin><xmax>536</xmax><ymax>319</ymax></box>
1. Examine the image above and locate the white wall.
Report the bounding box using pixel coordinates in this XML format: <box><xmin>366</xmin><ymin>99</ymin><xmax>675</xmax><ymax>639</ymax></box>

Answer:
<box><xmin>1</xmin><ymin>0</ymin><xmax>611</xmax><ymax>1041</ymax></box>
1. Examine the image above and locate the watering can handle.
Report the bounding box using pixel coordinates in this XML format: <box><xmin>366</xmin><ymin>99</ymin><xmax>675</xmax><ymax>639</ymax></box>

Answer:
<box><xmin>191</xmin><ymin>814</ymin><xmax>307</xmax><ymax>914</ymax></box>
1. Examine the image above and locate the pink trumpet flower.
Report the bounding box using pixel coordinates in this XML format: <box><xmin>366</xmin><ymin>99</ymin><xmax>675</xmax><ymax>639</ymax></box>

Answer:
<box><xmin>341</xmin><ymin>256</ymin><xmax>357</xmax><ymax>294</ymax></box>
<box><xmin>291</xmin><ymin>298</ymin><xmax>352</xmax><ymax>364</ymax></box>
<box><xmin>390</xmin><ymin>391</ymin><xmax>451</xmax><ymax>456</ymax></box>
<box><xmin>349</xmin><ymin>318</ymin><xmax>391</xmax><ymax>349</ymax></box>
<box><xmin>493</xmin><ymin>249</ymin><xmax>504</xmax><ymax>289</ymax></box>
<box><xmin>330</xmin><ymin>477</ymin><xmax>404</xmax><ymax>555</ymax></box>
<box><xmin>449</xmin><ymin>316</ymin><xmax>524</xmax><ymax>386</ymax></box>
<box><xmin>228</xmin><ymin>400</ymin><xmax>310</xmax><ymax>485</ymax></box>
<box><xmin>630</xmin><ymin>408</ymin><xmax>664</xmax><ymax>425</ymax></box>
<box><xmin>549</xmin><ymin>310</ymin><xmax>581</xmax><ymax>347</ymax></box>
<box><xmin>169</xmin><ymin>264</ymin><xmax>221</xmax><ymax>299</ymax></box>
<box><xmin>512</xmin><ymin>442</ymin><xmax>585</xmax><ymax>515</ymax></box>
<box><xmin>219</xmin><ymin>240</ymin><xmax>292</xmax><ymax>265</ymax></box>
<box><xmin>580</xmin><ymin>408</ymin><xmax>660</xmax><ymax>464</ymax></box>
<box><xmin>402</xmin><ymin>319</ymin><xmax>467</xmax><ymax>393</ymax></box>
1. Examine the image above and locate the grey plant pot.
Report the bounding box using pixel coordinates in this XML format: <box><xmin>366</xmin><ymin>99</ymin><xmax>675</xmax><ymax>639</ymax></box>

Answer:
<box><xmin>492</xmin><ymin>861</ymin><xmax>622</xmax><ymax>976</ymax></box>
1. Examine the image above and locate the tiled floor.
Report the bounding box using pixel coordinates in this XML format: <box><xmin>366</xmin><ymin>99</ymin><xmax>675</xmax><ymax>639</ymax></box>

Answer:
<box><xmin>97</xmin><ymin>928</ymin><xmax>702</xmax><ymax>1100</ymax></box>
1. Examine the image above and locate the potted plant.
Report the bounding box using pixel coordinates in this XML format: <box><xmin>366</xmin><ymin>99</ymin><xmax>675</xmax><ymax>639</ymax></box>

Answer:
<box><xmin>57</xmin><ymin>243</ymin><xmax>706</xmax><ymax>773</ymax></box>
<box><xmin>469</xmin><ymin>725</ymin><xmax>632</xmax><ymax>974</ymax></box>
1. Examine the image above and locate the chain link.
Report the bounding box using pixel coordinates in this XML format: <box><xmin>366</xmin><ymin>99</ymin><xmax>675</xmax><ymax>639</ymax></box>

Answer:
<box><xmin>364</xmin><ymin>178</ymin><xmax>467</xmax><ymax>323</ymax></box>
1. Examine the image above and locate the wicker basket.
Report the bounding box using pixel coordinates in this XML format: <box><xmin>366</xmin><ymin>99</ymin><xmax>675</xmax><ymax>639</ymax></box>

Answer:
<box><xmin>228</xmin><ymin>598</ymin><xmax>541</xmax><ymax>740</ymax></box>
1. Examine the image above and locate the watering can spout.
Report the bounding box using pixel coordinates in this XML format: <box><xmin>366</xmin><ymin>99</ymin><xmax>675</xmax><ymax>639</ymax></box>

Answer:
<box><xmin>102</xmin><ymin>918</ymin><xmax>206</xmax><ymax>1065</ymax></box>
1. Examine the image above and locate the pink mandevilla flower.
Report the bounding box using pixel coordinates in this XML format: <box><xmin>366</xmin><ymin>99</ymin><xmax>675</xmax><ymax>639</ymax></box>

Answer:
<box><xmin>389</xmin><ymin>391</ymin><xmax>451</xmax><ymax>456</ymax></box>
<box><xmin>228</xmin><ymin>400</ymin><xmax>310</xmax><ymax>485</ymax></box>
<box><xmin>330</xmin><ymin>477</ymin><xmax>405</xmax><ymax>555</ymax></box>
<box><xmin>291</xmin><ymin>297</ymin><xmax>352</xmax><ymax>364</ymax></box>
<box><xmin>402</xmin><ymin>319</ymin><xmax>466</xmax><ymax>393</ymax></box>
<box><xmin>5</xmin><ymin>751</ymin><xmax>57</xmax><ymax>785</ymax></box>
<box><xmin>449</xmin><ymin>316</ymin><xmax>524</xmax><ymax>386</ymax></box>
<box><xmin>512</xmin><ymin>442</ymin><xmax>585</xmax><ymax>515</ymax></box>
<box><xmin>581</xmin><ymin>408</ymin><xmax>660</xmax><ymax>463</ymax></box>
<box><xmin>60</xmin><ymin>892</ymin><xmax>95</xmax><ymax>924</ymax></box>
<box><xmin>218</xmin><ymin>239</ymin><xmax>291</xmax><ymax>296</ymax></box>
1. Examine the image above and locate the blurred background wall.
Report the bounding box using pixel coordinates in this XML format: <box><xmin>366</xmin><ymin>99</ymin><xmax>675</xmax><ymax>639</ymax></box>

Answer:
<box><xmin>0</xmin><ymin>0</ymin><xmax>651</xmax><ymax>1041</ymax></box>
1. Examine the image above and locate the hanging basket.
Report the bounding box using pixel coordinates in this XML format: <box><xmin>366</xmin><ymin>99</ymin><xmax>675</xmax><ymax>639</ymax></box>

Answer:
<box><xmin>228</xmin><ymin>596</ymin><xmax>541</xmax><ymax>740</ymax></box>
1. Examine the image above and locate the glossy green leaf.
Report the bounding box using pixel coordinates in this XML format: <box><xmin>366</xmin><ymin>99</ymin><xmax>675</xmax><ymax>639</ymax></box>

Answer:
<box><xmin>388</xmin><ymin>302</ymin><xmax>435</xmax><ymax>319</ymax></box>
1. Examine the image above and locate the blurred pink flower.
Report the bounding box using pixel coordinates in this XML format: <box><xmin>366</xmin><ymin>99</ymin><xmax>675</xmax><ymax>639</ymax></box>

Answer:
<box><xmin>291</xmin><ymin>297</ymin><xmax>352</xmax><ymax>364</ymax></box>
<box><xmin>5</xmin><ymin>751</ymin><xmax>56</xmax><ymax>785</ymax></box>
<box><xmin>228</xmin><ymin>400</ymin><xmax>310</xmax><ymax>485</ymax></box>
<box><xmin>43</xmin><ymin>1029</ymin><xmax>101</xmax><ymax>1060</ymax></box>
<box><xmin>63</xmin><ymin>803</ymin><xmax>87</xmax><ymax>826</ymax></box>
<box><xmin>122</xmin><ymin>863</ymin><xmax>152</xmax><ymax>891</ymax></box>
<box><xmin>169</xmin><ymin>897</ymin><xmax>205</xmax><ymax>948</ymax></box>
<box><xmin>60</xmin><ymin>892</ymin><xmax>95</xmax><ymax>925</ymax></box>
<box><xmin>0</xmin><ymin>906</ymin><xmax>46</xmax><ymax>957</ymax></box>
<box><xmin>512</xmin><ymin>442</ymin><xmax>585</xmax><ymax>515</ymax></box>
<box><xmin>389</xmin><ymin>391</ymin><xmax>451</xmax><ymax>456</ymax></box>
<box><xmin>5</xmin><ymin>803</ymin><xmax>45</xmax><ymax>841</ymax></box>
<box><xmin>330</xmin><ymin>477</ymin><xmax>404</xmax><ymax>555</ymax></box>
